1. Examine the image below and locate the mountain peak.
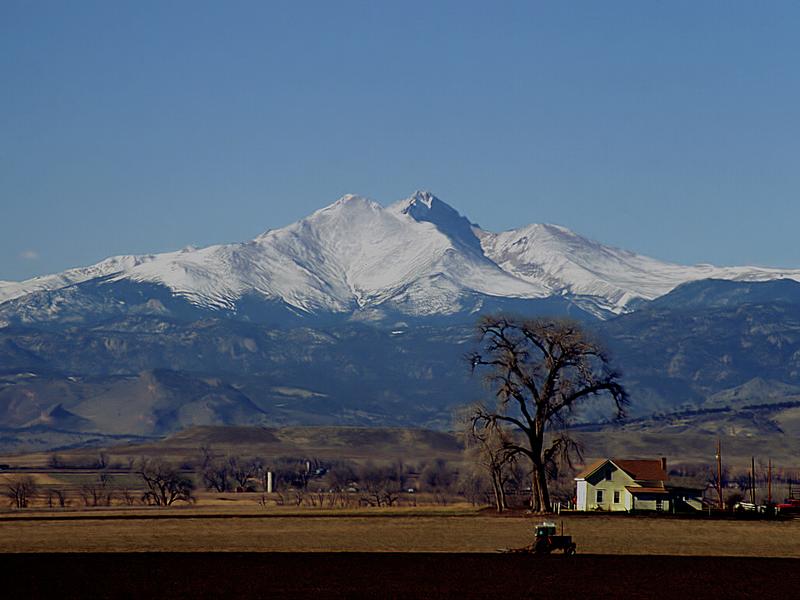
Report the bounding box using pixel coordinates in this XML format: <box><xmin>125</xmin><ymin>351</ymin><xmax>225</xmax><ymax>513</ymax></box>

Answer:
<box><xmin>332</xmin><ymin>194</ymin><xmax>380</xmax><ymax>209</ymax></box>
<box><xmin>4</xmin><ymin>190</ymin><xmax>800</xmax><ymax>321</ymax></box>
<box><xmin>408</xmin><ymin>190</ymin><xmax>438</xmax><ymax>209</ymax></box>
<box><xmin>390</xmin><ymin>191</ymin><xmax>483</xmax><ymax>252</ymax></box>
<box><xmin>399</xmin><ymin>190</ymin><xmax>448</xmax><ymax>215</ymax></box>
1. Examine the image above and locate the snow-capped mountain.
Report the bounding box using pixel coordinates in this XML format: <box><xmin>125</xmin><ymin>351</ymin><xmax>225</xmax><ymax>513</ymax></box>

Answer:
<box><xmin>477</xmin><ymin>222</ymin><xmax>800</xmax><ymax>316</ymax></box>
<box><xmin>2</xmin><ymin>190</ymin><xmax>800</xmax><ymax>322</ymax></box>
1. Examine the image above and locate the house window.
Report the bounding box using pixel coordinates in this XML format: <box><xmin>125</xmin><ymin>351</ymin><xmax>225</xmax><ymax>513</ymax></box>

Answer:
<box><xmin>613</xmin><ymin>490</ymin><xmax>620</xmax><ymax>504</ymax></box>
<box><xmin>596</xmin><ymin>490</ymin><xmax>603</xmax><ymax>503</ymax></box>
<box><xmin>605</xmin><ymin>469</ymin><xmax>612</xmax><ymax>481</ymax></box>
<box><xmin>656</xmin><ymin>499</ymin><xmax>663</xmax><ymax>512</ymax></box>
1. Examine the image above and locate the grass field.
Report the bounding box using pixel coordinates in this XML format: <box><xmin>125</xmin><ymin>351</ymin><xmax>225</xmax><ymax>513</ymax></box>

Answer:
<box><xmin>2</xmin><ymin>507</ymin><xmax>799</xmax><ymax>556</ymax></box>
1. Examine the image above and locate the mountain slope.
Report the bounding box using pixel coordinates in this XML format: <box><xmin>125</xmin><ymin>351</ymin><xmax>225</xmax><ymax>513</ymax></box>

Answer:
<box><xmin>478</xmin><ymin>223</ymin><xmax>800</xmax><ymax>315</ymax></box>
<box><xmin>597</xmin><ymin>279</ymin><xmax>800</xmax><ymax>413</ymax></box>
<box><xmin>4</xmin><ymin>191</ymin><xmax>800</xmax><ymax>324</ymax></box>
<box><xmin>2</xmin><ymin>280</ymin><xmax>800</xmax><ymax>439</ymax></box>
<box><xmin>1</xmin><ymin>193</ymin><xmax>563</xmax><ymax>323</ymax></box>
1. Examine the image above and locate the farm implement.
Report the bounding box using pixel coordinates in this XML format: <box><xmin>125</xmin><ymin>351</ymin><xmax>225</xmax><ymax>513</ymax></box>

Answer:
<box><xmin>504</xmin><ymin>521</ymin><xmax>577</xmax><ymax>555</ymax></box>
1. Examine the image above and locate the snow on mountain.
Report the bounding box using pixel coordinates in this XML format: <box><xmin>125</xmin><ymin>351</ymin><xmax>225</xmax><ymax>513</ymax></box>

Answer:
<box><xmin>0</xmin><ymin>255</ymin><xmax>160</xmax><ymax>304</ymax></box>
<box><xmin>0</xmin><ymin>193</ymin><xmax>548</xmax><ymax>318</ymax></box>
<box><xmin>477</xmin><ymin>222</ymin><xmax>800</xmax><ymax>314</ymax></box>
<box><xmin>2</xmin><ymin>190</ymin><xmax>800</xmax><ymax>319</ymax></box>
<box><xmin>245</xmin><ymin>193</ymin><xmax>548</xmax><ymax>315</ymax></box>
<box><xmin>389</xmin><ymin>190</ymin><xmax>484</xmax><ymax>253</ymax></box>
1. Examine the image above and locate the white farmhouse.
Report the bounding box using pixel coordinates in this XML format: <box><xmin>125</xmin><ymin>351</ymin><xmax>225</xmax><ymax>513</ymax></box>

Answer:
<box><xmin>574</xmin><ymin>457</ymin><xmax>670</xmax><ymax>512</ymax></box>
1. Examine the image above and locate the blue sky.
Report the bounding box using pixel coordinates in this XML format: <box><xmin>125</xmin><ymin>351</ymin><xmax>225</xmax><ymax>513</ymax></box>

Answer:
<box><xmin>2</xmin><ymin>1</ymin><xmax>799</xmax><ymax>280</ymax></box>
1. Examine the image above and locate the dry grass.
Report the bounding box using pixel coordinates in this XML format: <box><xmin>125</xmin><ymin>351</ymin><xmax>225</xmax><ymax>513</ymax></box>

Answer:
<box><xmin>1</xmin><ymin>508</ymin><xmax>799</xmax><ymax>556</ymax></box>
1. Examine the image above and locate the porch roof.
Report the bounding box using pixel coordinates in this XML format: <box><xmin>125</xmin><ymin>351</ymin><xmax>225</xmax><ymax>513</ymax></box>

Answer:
<box><xmin>626</xmin><ymin>486</ymin><xmax>669</xmax><ymax>495</ymax></box>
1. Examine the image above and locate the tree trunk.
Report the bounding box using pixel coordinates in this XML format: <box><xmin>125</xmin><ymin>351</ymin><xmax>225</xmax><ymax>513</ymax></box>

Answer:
<box><xmin>531</xmin><ymin>458</ymin><xmax>551</xmax><ymax>513</ymax></box>
<box><xmin>528</xmin><ymin>428</ymin><xmax>550</xmax><ymax>513</ymax></box>
<box><xmin>491</xmin><ymin>473</ymin><xmax>504</xmax><ymax>512</ymax></box>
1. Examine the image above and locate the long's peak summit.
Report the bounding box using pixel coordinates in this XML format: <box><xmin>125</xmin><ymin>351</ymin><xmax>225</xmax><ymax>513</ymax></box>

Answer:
<box><xmin>408</xmin><ymin>190</ymin><xmax>438</xmax><ymax>208</ymax></box>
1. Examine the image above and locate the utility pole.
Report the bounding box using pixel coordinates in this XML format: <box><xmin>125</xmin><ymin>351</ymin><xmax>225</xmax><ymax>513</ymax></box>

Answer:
<box><xmin>750</xmin><ymin>456</ymin><xmax>756</xmax><ymax>505</ymax></box>
<box><xmin>715</xmin><ymin>438</ymin><xmax>724</xmax><ymax>510</ymax></box>
<box><xmin>768</xmin><ymin>459</ymin><xmax>772</xmax><ymax>505</ymax></box>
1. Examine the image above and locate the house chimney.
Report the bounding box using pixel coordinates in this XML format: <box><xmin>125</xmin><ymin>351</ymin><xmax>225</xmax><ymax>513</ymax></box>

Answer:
<box><xmin>660</xmin><ymin>457</ymin><xmax>667</xmax><ymax>473</ymax></box>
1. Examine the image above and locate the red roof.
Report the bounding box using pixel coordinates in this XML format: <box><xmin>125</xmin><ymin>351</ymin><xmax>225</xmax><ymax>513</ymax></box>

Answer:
<box><xmin>575</xmin><ymin>458</ymin><xmax>608</xmax><ymax>479</ymax></box>
<box><xmin>575</xmin><ymin>458</ymin><xmax>668</xmax><ymax>482</ymax></box>
<box><xmin>614</xmin><ymin>459</ymin><xmax>667</xmax><ymax>482</ymax></box>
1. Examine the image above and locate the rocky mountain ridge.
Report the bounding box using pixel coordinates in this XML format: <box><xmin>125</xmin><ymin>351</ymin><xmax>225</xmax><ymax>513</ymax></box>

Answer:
<box><xmin>3</xmin><ymin>191</ymin><xmax>799</xmax><ymax>325</ymax></box>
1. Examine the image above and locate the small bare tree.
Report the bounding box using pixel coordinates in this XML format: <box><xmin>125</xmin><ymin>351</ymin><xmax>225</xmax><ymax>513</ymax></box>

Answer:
<box><xmin>46</xmin><ymin>488</ymin><xmax>68</xmax><ymax>508</ymax></box>
<box><xmin>228</xmin><ymin>456</ymin><xmax>258</xmax><ymax>492</ymax></box>
<box><xmin>463</xmin><ymin>414</ymin><xmax>516</xmax><ymax>512</ymax></box>
<box><xmin>200</xmin><ymin>446</ymin><xmax>231</xmax><ymax>492</ymax></box>
<box><xmin>327</xmin><ymin>460</ymin><xmax>358</xmax><ymax>492</ymax></box>
<box><xmin>358</xmin><ymin>462</ymin><xmax>402</xmax><ymax>507</ymax></box>
<box><xmin>5</xmin><ymin>477</ymin><xmax>38</xmax><ymax>509</ymax></box>
<box><xmin>80</xmin><ymin>472</ymin><xmax>114</xmax><ymax>507</ymax></box>
<box><xmin>458</xmin><ymin>471</ymin><xmax>489</xmax><ymax>507</ymax></box>
<box><xmin>138</xmin><ymin>459</ymin><xmax>195</xmax><ymax>506</ymax></box>
<box><xmin>468</xmin><ymin>316</ymin><xmax>627</xmax><ymax>513</ymax></box>
<box><xmin>119</xmin><ymin>487</ymin><xmax>138</xmax><ymax>506</ymax></box>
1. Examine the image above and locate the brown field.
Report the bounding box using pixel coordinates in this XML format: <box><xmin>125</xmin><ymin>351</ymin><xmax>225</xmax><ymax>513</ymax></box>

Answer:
<box><xmin>2</xmin><ymin>507</ymin><xmax>800</xmax><ymax>556</ymax></box>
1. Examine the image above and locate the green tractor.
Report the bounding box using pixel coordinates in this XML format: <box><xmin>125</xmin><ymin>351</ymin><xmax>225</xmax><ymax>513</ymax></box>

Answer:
<box><xmin>533</xmin><ymin>522</ymin><xmax>577</xmax><ymax>556</ymax></box>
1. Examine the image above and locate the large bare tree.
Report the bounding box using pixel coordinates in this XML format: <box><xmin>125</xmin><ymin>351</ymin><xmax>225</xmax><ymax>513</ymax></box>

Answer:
<box><xmin>5</xmin><ymin>477</ymin><xmax>38</xmax><ymax>509</ymax></box>
<box><xmin>468</xmin><ymin>316</ymin><xmax>627</xmax><ymax>513</ymax></box>
<box><xmin>138</xmin><ymin>459</ymin><xmax>195</xmax><ymax>506</ymax></box>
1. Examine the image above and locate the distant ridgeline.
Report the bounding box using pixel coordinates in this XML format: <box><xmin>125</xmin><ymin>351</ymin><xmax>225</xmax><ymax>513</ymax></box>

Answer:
<box><xmin>2</xmin><ymin>192</ymin><xmax>800</xmax><ymax>442</ymax></box>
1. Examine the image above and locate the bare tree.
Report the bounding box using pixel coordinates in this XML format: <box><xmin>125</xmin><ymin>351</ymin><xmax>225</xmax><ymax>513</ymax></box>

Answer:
<box><xmin>327</xmin><ymin>460</ymin><xmax>358</xmax><ymax>492</ymax></box>
<box><xmin>80</xmin><ymin>472</ymin><xmax>114</xmax><ymax>507</ymax></box>
<box><xmin>5</xmin><ymin>477</ymin><xmax>38</xmax><ymax>509</ymax></box>
<box><xmin>468</xmin><ymin>316</ymin><xmax>627</xmax><ymax>513</ymax></box>
<box><xmin>271</xmin><ymin>456</ymin><xmax>314</xmax><ymax>491</ymax></box>
<box><xmin>200</xmin><ymin>447</ymin><xmax>231</xmax><ymax>492</ymax></box>
<box><xmin>138</xmin><ymin>459</ymin><xmax>195</xmax><ymax>506</ymax></box>
<box><xmin>462</xmin><ymin>412</ymin><xmax>517</xmax><ymax>512</ymax></box>
<box><xmin>120</xmin><ymin>487</ymin><xmax>138</xmax><ymax>506</ymax></box>
<box><xmin>389</xmin><ymin>459</ymin><xmax>409</xmax><ymax>492</ymax></box>
<box><xmin>46</xmin><ymin>488</ymin><xmax>68</xmax><ymax>508</ymax></box>
<box><xmin>458</xmin><ymin>471</ymin><xmax>489</xmax><ymax>507</ymax></box>
<box><xmin>358</xmin><ymin>462</ymin><xmax>402</xmax><ymax>507</ymax></box>
<box><xmin>421</xmin><ymin>459</ymin><xmax>454</xmax><ymax>493</ymax></box>
<box><xmin>228</xmin><ymin>456</ymin><xmax>258</xmax><ymax>492</ymax></box>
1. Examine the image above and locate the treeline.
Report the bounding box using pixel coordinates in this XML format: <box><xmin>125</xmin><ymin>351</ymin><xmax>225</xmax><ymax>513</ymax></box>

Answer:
<box><xmin>5</xmin><ymin>433</ymin><xmax>585</xmax><ymax>510</ymax></box>
<box><xmin>4</xmin><ymin>459</ymin><xmax>194</xmax><ymax>509</ymax></box>
<box><xmin>4</xmin><ymin>447</ymin><xmax>565</xmax><ymax>510</ymax></box>
<box><xmin>194</xmin><ymin>446</ymin><xmax>575</xmax><ymax>510</ymax></box>
<box><xmin>197</xmin><ymin>447</ymin><xmax>470</xmax><ymax>507</ymax></box>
